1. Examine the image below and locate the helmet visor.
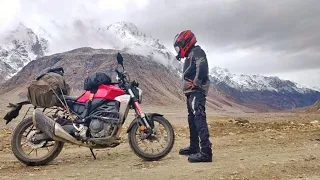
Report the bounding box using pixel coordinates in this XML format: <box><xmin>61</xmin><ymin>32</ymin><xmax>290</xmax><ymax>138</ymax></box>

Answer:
<box><xmin>174</xmin><ymin>46</ymin><xmax>180</xmax><ymax>54</ymax></box>
<box><xmin>174</xmin><ymin>33</ymin><xmax>181</xmax><ymax>55</ymax></box>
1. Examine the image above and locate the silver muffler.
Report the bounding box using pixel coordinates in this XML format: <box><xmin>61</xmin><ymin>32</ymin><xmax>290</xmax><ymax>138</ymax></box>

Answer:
<box><xmin>32</xmin><ymin>109</ymin><xmax>89</xmax><ymax>147</ymax></box>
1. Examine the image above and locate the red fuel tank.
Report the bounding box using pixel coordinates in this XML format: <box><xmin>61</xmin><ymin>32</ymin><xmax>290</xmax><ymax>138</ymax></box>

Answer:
<box><xmin>77</xmin><ymin>84</ymin><xmax>125</xmax><ymax>103</ymax></box>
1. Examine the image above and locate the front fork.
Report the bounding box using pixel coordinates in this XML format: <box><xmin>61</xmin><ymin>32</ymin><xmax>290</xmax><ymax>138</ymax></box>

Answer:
<box><xmin>134</xmin><ymin>102</ymin><xmax>152</xmax><ymax>129</ymax></box>
<box><xmin>127</xmin><ymin>88</ymin><xmax>151</xmax><ymax>130</ymax></box>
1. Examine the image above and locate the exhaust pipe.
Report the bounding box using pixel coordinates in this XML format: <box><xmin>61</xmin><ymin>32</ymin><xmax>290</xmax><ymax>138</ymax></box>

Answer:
<box><xmin>32</xmin><ymin>109</ymin><xmax>89</xmax><ymax>147</ymax></box>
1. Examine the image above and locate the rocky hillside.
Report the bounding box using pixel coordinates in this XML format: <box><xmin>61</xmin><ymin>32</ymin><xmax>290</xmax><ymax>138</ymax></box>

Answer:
<box><xmin>210</xmin><ymin>67</ymin><xmax>320</xmax><ymax>110</ymax></box>
<box><xmin>0</xmin><ymin>48</ymin><xmax>180</xmax><ymax>105</ymax></box>
<box><xmin>303</xmin><ymin>100</ymin><xmax>320</xmax><ymax>113</ymax></box>
<box><xmin>0</xmin><ymin>47</ymin><xmax>255</xmax><ymax>113</ymax></box>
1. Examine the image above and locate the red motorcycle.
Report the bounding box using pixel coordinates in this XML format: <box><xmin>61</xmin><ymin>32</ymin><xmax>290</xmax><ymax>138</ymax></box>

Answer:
<box><xmin>5</xmin><ymin>53</ymin><xmax>175</xmax><ymax>166</ymax></box>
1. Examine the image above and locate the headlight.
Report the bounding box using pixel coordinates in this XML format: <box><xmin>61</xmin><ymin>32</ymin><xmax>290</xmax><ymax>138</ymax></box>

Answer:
<box><xmin>137</xmin><ymin>87</ymin><xmax>143</xmax><ymax>104</ymax></box>
<box><xmin>131</xmin><ymin>86</ymin><xmax>142</xmax><ymax>103</ymax></box>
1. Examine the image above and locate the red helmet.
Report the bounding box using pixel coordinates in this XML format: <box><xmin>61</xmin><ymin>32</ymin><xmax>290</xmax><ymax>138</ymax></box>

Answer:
<box><xmin>174</xmin><ymin>30</ymin><xmax>197</xmax><ymax>58</ymax></box>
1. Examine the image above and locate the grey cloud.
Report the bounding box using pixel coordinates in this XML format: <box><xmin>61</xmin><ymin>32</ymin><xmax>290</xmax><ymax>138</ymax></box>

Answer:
<box><xmin>216</xmin><ymin>50</ymin><xmax>320</xmax><ymax>74</ymax></box>
<box><xmin>126</xmin><ymin>0</ymin><xmax>320</xmax><ymax>79</ymax></box>
<box><xmin>131</xmin><ymin>0</ymin><xmax>320</xmax><ymax>51</ymax></box>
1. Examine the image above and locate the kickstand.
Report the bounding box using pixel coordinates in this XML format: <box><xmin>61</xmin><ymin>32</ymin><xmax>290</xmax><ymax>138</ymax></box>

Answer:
<box><xmin>89</xmin><ymin>148</ymin><xmax>97</xmax><ymax>160</ymax></box>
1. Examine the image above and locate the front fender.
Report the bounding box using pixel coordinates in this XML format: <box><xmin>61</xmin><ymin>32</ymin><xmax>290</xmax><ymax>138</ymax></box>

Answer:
<box><xmin>126</xmin><ymin>113</ymin><xmax>163</xmax><ymax>133</ymax></box>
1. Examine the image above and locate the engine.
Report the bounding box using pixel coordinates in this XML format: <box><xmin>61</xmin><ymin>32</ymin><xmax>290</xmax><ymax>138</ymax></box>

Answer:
<box><xmin>87</xmin><ymin>101</ymin><xmax>121</xmax><ymax>138</ymax></box>
<box><xmin>89</xmin><ymin>119</ymin><xmax>113</xmax><ymax>138</ymax></box>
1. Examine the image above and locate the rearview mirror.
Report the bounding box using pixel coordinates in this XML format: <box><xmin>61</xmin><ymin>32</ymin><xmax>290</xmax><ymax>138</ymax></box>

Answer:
<box><xmin>116</xmin><ymin>52</ymin><xmax>124</xmax><ymax>68</ymax></box>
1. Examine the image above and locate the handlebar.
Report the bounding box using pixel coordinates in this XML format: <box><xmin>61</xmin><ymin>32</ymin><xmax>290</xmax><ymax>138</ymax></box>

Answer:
<box><xmin>115</xmin><ymin>68</ymin><xmax>139</xmax><ymax>90</ymax></box>
<box><xmin>115</xmin><ymin>68</ymin><xmax>128</xmax><ymax>89</ymax></box>
<box><xmin>114</xmin><ymin>55</ymin><xmax>136</xmax><ymax>89</ymax></box>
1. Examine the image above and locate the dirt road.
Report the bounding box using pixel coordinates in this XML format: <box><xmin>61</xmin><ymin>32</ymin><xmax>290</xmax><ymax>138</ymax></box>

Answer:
<box><xmin>0</xmin><ymin>112</ymin><xmax>320</xmax><ymax>180</ymax></box>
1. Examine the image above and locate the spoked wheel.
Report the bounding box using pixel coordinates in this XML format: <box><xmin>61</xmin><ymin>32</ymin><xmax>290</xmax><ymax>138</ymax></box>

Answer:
<box><xmin>128</xmin><ymin>116</ymin><xmax>175</xmax><ymax>161</ymax></box>
<box><xmin>11</xmin><ymin>117</ymin><xmax>64</xmax><ymax>166</ymax></box>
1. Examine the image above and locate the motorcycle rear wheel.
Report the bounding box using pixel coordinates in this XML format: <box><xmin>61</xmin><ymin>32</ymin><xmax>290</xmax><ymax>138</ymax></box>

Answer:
<box><xmin>128</xmin><ymin>116</ymin><xmax>175</xmax><ymax>161</ymax></box>
<box><xmin>11</xmin><ymin>117</ymin><xmax>64</xmax><ymax>166</ymax></box>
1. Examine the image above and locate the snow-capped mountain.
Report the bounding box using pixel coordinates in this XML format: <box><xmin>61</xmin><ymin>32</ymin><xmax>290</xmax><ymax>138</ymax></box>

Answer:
<box><xmin>311</xmin><ymin>86</ymin><xmax>320</xmax><ymax>92</ymax></box>
<box><xmin>0</xmin><ymin>23</ymin><xmax>48</xmax><ymax>82</ymax></box>
<box><xmin>210</xmin><ymin>67</ymin><xmax>319</xmax><ymax>93</ymax></box>
<box><xmin>210</xmin><ymin>67</ymin><xmax>320</xmax><ymax>110</ymax></box>
<box><xmin>105</xmin><ymin>22</ymin><xmax>179</xmax><ymax>69</ymax></box>
<box><xmin>36</xmin><ymin>20</ymin><xmax>178</xmax><ymax>68</ymax></box>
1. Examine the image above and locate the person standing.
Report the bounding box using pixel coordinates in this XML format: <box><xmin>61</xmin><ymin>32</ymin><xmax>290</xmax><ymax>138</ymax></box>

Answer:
<box><xmin>173</xmin><ymin>30</ymin><xmax>212</xmax><ymax>162</ymax></box>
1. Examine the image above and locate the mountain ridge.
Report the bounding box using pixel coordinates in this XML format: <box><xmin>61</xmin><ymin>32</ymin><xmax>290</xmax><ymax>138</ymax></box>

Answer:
<box><xmin>210</xmin><ymin>67</ymin><xmax>320</xmax><ymax>109</ymax></box>
<box><xmin>210</xmin><ymin>66</ymin><xmax>319</xmax><ymax>93</ymax></box>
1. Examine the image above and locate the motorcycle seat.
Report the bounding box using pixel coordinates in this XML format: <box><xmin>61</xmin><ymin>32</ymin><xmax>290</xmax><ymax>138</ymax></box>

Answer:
<box><xmin>63</xmin><ymin>95</ymin><xmax>78</xmax><ymax>102</ymax></box>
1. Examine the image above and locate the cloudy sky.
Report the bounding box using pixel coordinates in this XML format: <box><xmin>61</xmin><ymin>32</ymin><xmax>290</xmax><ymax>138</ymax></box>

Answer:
<box><xmin>1</xmin><ymin>0</ymin><xmax>320</xmax><ymax>87</ymax></box>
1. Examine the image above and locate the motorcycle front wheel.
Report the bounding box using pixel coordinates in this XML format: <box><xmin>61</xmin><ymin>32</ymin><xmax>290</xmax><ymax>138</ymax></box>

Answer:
<box><xmin>128</xmin><ymin>116</ymin><xmax>175</xmax><ymax>161</ymax></box>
